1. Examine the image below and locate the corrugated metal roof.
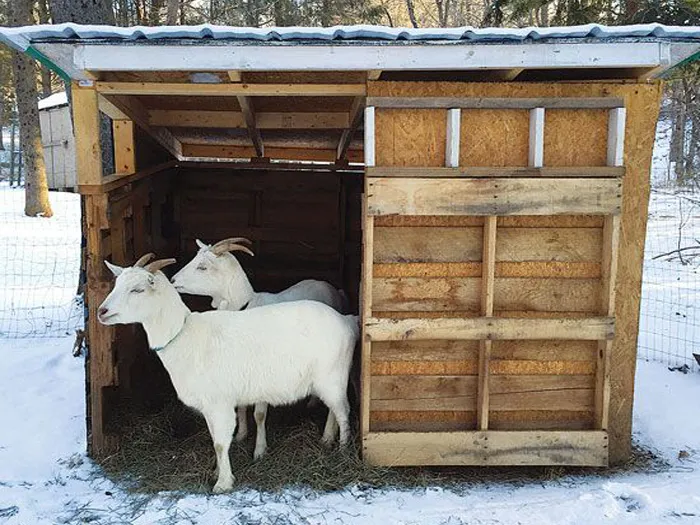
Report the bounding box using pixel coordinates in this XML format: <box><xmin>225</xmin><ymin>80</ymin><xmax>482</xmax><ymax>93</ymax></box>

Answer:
<box><xmin>2</xmin><ymin>22</ymin><xmax>700</xmax><ymax>51</ymax></box>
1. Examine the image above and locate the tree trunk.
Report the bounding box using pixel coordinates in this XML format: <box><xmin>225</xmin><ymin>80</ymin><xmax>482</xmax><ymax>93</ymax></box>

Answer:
<box><xmin>37</xmin><ymin>0</ymin><xmax>54</xmax><ymax>98</ymax></box>
<box><xmin>406</xmin><ymin>0</ymin><xmax>419</xmax><ymax>27</ymax></box>
<box><xmin>167</xmin><ymin>0</ymin><xmax>179</xmax><ymax>23</ymax></box>
<box><xmin>10</xmin><ymin>0</ymin><xmax>54</xmax><ymax>217</ymax></box>
<box><xmin>9</xmin><ymin>119</ymin><xmax>16</xmax><ymax>187</ymax></box>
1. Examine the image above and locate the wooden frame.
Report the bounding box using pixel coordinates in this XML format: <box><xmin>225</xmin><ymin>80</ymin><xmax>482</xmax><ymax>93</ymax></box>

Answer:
<box><xmin>95</xmin><ymin>81</ymin><xmax>366</xmax><ymax>97</ymax></box>
<box><xmin>367</xmin><ymin>97</ymin><xmax>625</xmax><ymax>109</ymax></box>
<box><xmin>365</xmin><ymin>167</ymin><xmax>624</xmax><ymax>178</ymax></box>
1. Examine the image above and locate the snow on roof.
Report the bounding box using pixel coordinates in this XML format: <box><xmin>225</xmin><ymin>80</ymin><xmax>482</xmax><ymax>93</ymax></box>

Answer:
<box><xmin>38</xmin><ymin>91</ymin><xmax>68</xmax><ymax>110</ymax></box>
<box><xmin>1</xmin><ymin>22</ymin><xmax>700</xmax><ymax>51</ymax></box>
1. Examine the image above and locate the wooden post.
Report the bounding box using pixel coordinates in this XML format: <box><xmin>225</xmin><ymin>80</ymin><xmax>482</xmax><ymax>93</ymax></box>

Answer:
<box><xmin>112</xmin><ymin>119</ymin><xmax>135</xmax><ymax>174</ymax></box>
<box><xmin>477</xmin><ymin>216</ymin><xmax>497</xmax><ymax>430</ymax></box>
<box><xmin>72</xmin><ymin>83</ymin><xmax>102</xmax><ymax>185</ymax></box>
<box><xmin>364</xmin><ymin>107</ymin><xmax>376</xmax><ymax>167</ymax></box>
<box><xmin>529</xmin><ymin>107</ymin><xmax>545</xmax><ymax>168</ymax></box>
<box><xmin>445</xmin><ymin>108</ymin><xmax>461</xmax><ymax>168</ymax></box>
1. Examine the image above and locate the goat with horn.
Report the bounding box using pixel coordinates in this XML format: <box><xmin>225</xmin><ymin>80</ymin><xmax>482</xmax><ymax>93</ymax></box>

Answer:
<box><xmin>98</xmin><ymin>254</ymin><xmax>358</xmax><ymax>493</ymax></box>
<box><xmin>170</xmin><ymin>236</ymin><xmax>352</xmax><ymax>460</ymax></box>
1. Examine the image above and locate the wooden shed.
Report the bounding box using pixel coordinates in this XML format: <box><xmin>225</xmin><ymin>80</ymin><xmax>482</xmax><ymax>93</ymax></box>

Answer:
<box><xmin>38</xmin><ymin>91</ymin><xmax>77</xmax><ymax>191</ymax></box>
<box><xmin>3</xmin><ymin>23</ymin><xmax>699</xmax><ymax>468</ymax></box>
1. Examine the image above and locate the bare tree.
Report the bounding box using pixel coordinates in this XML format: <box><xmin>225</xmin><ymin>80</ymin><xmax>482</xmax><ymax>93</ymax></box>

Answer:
<box><xmin>406</xmin><ymin>0</ymin><xmax>419</xmax><ymax>26</ymax></box>
<box><xmin>167</xmin><ymin>0</ymin><xmax>179</xmax><ymax>23</ymax></box>
<box><xmin>37</xmin><ymin>0</ymin><xmax>53</xmax><ymax>97</ymax></box>
<box><xmin>10</xmin><ymin>0</ymin><xmax>53</xmax><ymax>217</ymax></box>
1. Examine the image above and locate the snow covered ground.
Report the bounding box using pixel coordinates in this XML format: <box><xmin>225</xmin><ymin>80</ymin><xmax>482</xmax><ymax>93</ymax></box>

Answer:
<box><xmin>2</xmin><ymin>118</ymin><xmax>700</xmax><ymax>523</ymax></box>
<box><xmin>0</xmin><ymin>337</ymin><xmax>699</xmax><ymax>524</ymax></box>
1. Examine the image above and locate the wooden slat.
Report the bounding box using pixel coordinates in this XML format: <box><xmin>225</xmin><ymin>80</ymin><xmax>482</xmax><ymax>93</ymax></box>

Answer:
<box><xmin>373</xmin><ymin>261</ymin><xmax>601</xmax><ymax>278</ymax></box>
<box><xmin>445</xmin><ymin>108</ymin><xmax>461</xmax><ymax>168</ymax></box>
<box><xmin>337</xmin><ymin>96</ymin><xmax>365</xmax><ymax>160</ymax></box>
<box><xmin>596</xmin><ymin>215</ymin><xmax>621</xmax><ymax>431</ymax></box>
<box><xmin>366</xmin><ymin>317</ymin><xmax>615</xmax><ymax>341</ymax></box>
<box><xmin>364</xmin><ymin>106</ymin><xmax>375</xmax><ymax>167</ymax></box>
<box><xmin>607</xmin><ymin>108</ymin><xmax>627</xmax><ymax>167</ymax></box>
<box><xmin>478</xmin><ymin>216</ymin><xmax>497</xmax><ymax>430</ymax></box>
<box><xmin>366</xmin><ymin>178</ymin><xmax>622</xmax><ymax>216</ymax></box>
<box><xmin>374</xmin><ymin>215</ymin><xmax>604</xmax><ymax>228</ymax></box>
<box><xmin>366</xmin><ymin>97</ymin><xmax>624</xmax><ymax>109</ymax></box>
<box><xmin>360</xmin><ymin>189</ymin><xmax>375</xmax><ymax>436</ymax></box>
<box><xmin>237</xmin><ymin>95</ymin><xmax>264</xmax><ymax>157</ymax></box>
<box><xmin>112</xmin><ymin>119</ymin><xmax>135</xmax><ymax>174</ymax></box>
<box><xmin>372</xmin><ymin>340</ymin><xmax>479</xmax><ymax>361</ymax></box>
<box><xmin>96</xmin><ymin>81</ymin><xmax>367</xmax><ymax>96</ymax></box>
<box><xmin>181</xmin><ymin>144</ymin><xmax>363</xmax><ymax>163</ymax></box>
<box><xmin>363</xmin><ymin>430</ymin><xmax>609</xmax><ymax>466</ymax></box>
<box><xmin>372</xmin><ymin>277</ymin><xmax>600</xmax><ymax>312</ymax></box>
<box><xmin>78</xmin><ymin>160</ymin><xmax>176</xmax><ymax>195</ymax></box>
<box><xmin>98</xmin><ymin>94</ymin><xmax>129</xmax><ymax>120</ymax></box>
<box><xmin>492</xmin><ymin>340</ymin><xmax>597</xmax><ymax>362</ymax></box>
<box><xmin>365</xmin><ymin>166</ymin><xmax>624</xmax><ymax>178</ymax></box>
<box><xmin>72</xmin><ymin>85</ymin><xmax>102</xmax><ymax>185</ymax></box>
<box><xmin>529</xmin><ymin>107</ymin><xmax>545</xmax><ymax>168</ymax></box>
<box><xmin>148</xmin><ymin>110</ymin><xmax>351</xmax><ymax>129</ymax></box>
<box><xmin>370</xmin><ymin>359</ymin><xmax>595</xmax><ymax>376</ymax></box>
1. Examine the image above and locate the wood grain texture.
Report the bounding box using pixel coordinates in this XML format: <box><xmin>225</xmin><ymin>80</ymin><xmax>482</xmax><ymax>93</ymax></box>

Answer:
<box><xmin>375</xmin><ymin>109</ymin><xmax>446</xmax><ymax>167</ymax></box>
<box><xmin>363</xmin><ymin>430</ymin><xmax>608</xmax><ymax>466</ymax></box>
<box><xmin>545</xmin><ymin>109</ymin><xmax>608</xmax><ymax>167</ymax></box>
<box><xmin>368</xmin><ymin>82</ymin><xmax>661</xmax><ymax>463</ymax></box>
<box><xmin>72</xmin><ymin>85</ymin><xmax>102</xmax><ymax>185</ymax></box>
<box><xmin>366</xmin><ymin>166</ymin><xmax>624</xmax><ymax>178</ymax></box>
<box><xmin>367</xmin><ymin>177</ymin><xmax>622</xmax><ymax>216</ymax></box>
<box><xmin>460</xmin><ymin>109</ymin><xmax>529</xmax><ymax>167</ymax></box>
<box><xmin>374</xmin><ymin>215</ymin><xmax>604</xmax><ymax>228</ymax></box>
<box><xmin>373</xmin><ymin>262</ymin><xmax>601</xmax><ymax>279</ymax></box>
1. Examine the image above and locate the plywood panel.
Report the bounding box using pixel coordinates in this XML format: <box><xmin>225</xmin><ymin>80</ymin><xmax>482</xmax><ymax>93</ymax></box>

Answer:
<box><xmin>460</xmin><ymin>109</ymin><xmax>529</xmax><ymax>167</ymax></box>
<box><xmin>375</xmin><ymin>109</ymin><xmax>446</xmax><ymax>167</ymax></box>
<box><xmin>545</xmin><ymin>109</ymin><xmax>608</xmax><ymax>167</ymax></box>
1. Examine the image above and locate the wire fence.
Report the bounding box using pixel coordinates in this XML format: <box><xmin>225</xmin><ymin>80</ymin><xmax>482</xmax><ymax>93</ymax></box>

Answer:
<box><xmin>1</xmin><ymin>117</ymin><xmax>700</xmax><ymax>373</ymax></box>
<box><xmin>0</xmin><ymin>178</ymin><xmax>83</xmax><ymax>338</ymax></box>
<box><xmin>638</xmin><ymin>117</ymin><xmax>700</xmax><ymax>371</ymax></box>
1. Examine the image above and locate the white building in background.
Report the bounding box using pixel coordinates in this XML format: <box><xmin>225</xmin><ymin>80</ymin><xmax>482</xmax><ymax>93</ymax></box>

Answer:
<box><xmin>38</xmin><ymin>91</ymin><xmax>76</xmax><ymax>191</ymax></box>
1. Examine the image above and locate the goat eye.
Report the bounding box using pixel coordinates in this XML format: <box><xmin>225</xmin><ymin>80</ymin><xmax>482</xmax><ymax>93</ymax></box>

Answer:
<box><xmin>130</xmin><ymin>288</ymin><xmax>144</xmax><ymax>294</ymax></box>
<box><xmin>196</xmin><ymin>266</ymin><xmax>207</xmax><ymax>271</ymax></box>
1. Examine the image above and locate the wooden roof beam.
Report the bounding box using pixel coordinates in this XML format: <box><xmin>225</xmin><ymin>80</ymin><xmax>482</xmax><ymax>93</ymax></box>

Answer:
<box><xmin>337</xmin><ymin>96</ymin><xmax>365</xmax><ymax>161</ymax></box>
<box><xmin>182</xmin><ymin>143</ymin><xmax>363</xmax><ymax>163</ymax></box>
<box><xmin>101</xmin><ymin>93</ymin><xmax>183</xmax><ymax>159</ymax></box>
<box><xmin>147</xmin><ymin>110</ymin><xmax>350</xmax><ymax>129</ymax></box>
<box><xmin>237</xmin><ymin>95</ymin><xmax>264</xmax><ymax>157</ymax></box>
<box><xmin>94</xmin><ymin>81</ymin><xmax>366</xmax><ymax>97</ymax></box>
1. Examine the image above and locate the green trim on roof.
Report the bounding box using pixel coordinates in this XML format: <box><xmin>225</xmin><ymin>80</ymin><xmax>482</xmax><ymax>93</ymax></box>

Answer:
<box><xmin>26</xmin><ymin>45</ymin><xmax>71</xmax><ymax>84</ymax></box>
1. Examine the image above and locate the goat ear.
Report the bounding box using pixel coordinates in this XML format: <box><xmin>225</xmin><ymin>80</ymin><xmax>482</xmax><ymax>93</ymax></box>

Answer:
<box><xmin>147</xmin><ymin>274</ymin><xmax>156</xmax><ymax>288</ymax></box>
<box><xmin>105</xmin><ymin>260</ymin><xmax>124</xmax><ymax>277</ymax></box>
<box><xmin>196</xmin><ymin>239</ymin><xmax>208</xmax><ymax>250</ymax></box>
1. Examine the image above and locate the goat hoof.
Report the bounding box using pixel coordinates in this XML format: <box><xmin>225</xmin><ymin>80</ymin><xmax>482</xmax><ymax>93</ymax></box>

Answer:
<box><xmin>320</xmin><ymin>435</ymin><xmax>334</xmax><ymax>447</ymax></box>
<box><xmin>253</xmin><ymin>447</ymin><xmax>266</xmax><ymax>460</ymax></box>
<box><xmin>213</xmin><ymin>480</ymin><xmax>233</xmax><ymax>494</ymax></box>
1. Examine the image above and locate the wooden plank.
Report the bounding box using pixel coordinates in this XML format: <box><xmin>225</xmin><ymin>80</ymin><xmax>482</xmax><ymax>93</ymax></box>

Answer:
<box><xmin>364</xmin><ymin>106</ymin><xmax>375</xmax><ymax>167</ymax></box>
<box><xmin>98</xmin><ymin>94</ymin><xmax>129</xmax><ymax>120</ymax></box>
<box><xmin>181</xmin><ymin>144</ymin><xmax>363</xmax><ymax>163</ymax></box>
<box><xmin>596</xmin><ymin>215</ymin><xmax>620</xmax><ymax>430</ymax></box>
<box><xmin>607</xmin><ymin>108</ymin><xmax>627</xmax><ymax>167</ymax></box>
<box><xmin>103</xmin><ymin>94</ymin><xmax>182</xmax><ymax>159</ymax></box>
<box><xmin>337</xmin><ymin>96</ymin><xmax>365</xmax><ymax>160</ymax></box>
<box><xmin>492</xmin><ymin>340</ymin><xmax>597</xmax><ymax>362</ymax></box>
<box><xmin>366</xmin><ymin>317</ymin><xmax>615</xmax><ymax>341</ymax></box>
<box><xmin>365</xmin><ymin>166</ymin><xmax>624</xmax><ymax>178</ymax></box>
<box><xmin>497</xmin><ymin>228</ymin><xmax>603</xmax><ymax>262</ymax></box>
<box><xmin>112</xmin><ymin>119</ymin><xmax>135</xmax><ymax>174</ymax></box>
<box><xmin>445</xmin><ymin>108</ymin><xmax>461</xmax><ymax>168</ymax></box>
<box><xmin>95</xmin><ymin>81</ymin><xmax>367</xmax><ymax>96</ymax></box>
<box><xmin>366</xmin><ymin>97</ymin><xmax>625</xmax><ymax>109</ymax></box>
<box><xmin>373</xmin><ymin>261</ymin><xmax>601</xmax><ymax>279</ymax></box>
<box><xmin>373</xmin><ymin>277</ymin><xmax>600</xmax><ymax>313</ymax></box>
<box><xmin>366</xmin><ymin>178</ymin><xmax>622</xmax><ymax>216</ymax></box>
<box><xmin>529</xmin><ymin>107</ymin><xmax>545</xmax><ymax>168</ymax></box>
<box><xmin>228</xmin><ymin>71</ymin><xmax>242</xmax><ymax>82</ymax></box>
<box><xmin>148</xmin><ymin>110</ymin><xmax>351</xmax><ymax>129</ymax></box>
<box><xmin>72</xmin><ymin>84</ymin><xmax>102</xmax><ymax>185</ymax></box>
<box><xmin>372</xmin><ymin>340</ymin><xmax>480</xmax><ymax>361</ymax></box>
<box><xmin>478</xmin><ymin>216</ymin><xmax>497</xmax><ymax>430</ymax></box>
<box><xmin>78</xmin><ymin>160</ymin><xmax>176</xmax><ymax>195</ymax></box>
<box><xmin>363</xmin><ymin>430</ymin><xmax>609</xmax><ymax>466</ymax></box>
<box><xmin>237</xmin><ymin>95</ymin><xmax>264</xmax><ymax>157</ymax></box>
<box><xmin>360</xmin><ymin>182</ymin><xmax>375</xmax><ymax>436</ymax></box>
<box><xmin>370</xmin><ymin>359</ymin><xmax>595</xmax><ymax>376</ymax></box>
<box><xmin>374</xmin><ymin>226</ymin><xmax>482</xmax><ymax>263</ymax></box>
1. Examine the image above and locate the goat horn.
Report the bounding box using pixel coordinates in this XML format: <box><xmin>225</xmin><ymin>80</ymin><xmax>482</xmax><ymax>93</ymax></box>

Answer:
<box><xmin>133</xmin><ymin>253</ymin><xmax>155</xmax><ymax>268</ymax></box>
<box><xmin>144</xmin><ymin>258</ymin><xmax>177</xmax><ymax>274</ymax></box>
<box><xmin>210</xmin><ymin>239</ymin><xmax>255</xmax><ymax>257</ymax></box>
<box><xmin>212</xmin><ymin>237</ymin><xmax>252</xmax><ymax>249</ymax></box>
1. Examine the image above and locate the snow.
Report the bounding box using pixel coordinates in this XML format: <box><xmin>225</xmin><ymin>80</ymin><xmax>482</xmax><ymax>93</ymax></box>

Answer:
<box><xmin>0</xmin><ymin>183</ymin><xmax>82</xmax><ymax>338</ymax></box>
<box><xmin>1</xmin><ymin>336</ymin><xmax>699</xmax><ymax>524</ymax></box>
<box><xmin>38</xmin><ymin>91</ymin><xmax>68</xmax><ymax>111</ymax></box>
<box><xmin>1</xmin><ymin>23</ymin><xmax>700</xmax><ymax>51</ymax></box>
<box><xmin>2</xmin><ymin>117</ymin><xmax>700</xmax><ymax>523</ymax></box>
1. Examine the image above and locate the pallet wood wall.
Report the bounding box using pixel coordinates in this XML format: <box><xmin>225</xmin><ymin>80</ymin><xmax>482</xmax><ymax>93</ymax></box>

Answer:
<box><xmin>365</xmin><ymin>81</ymin><xmax>662</xmax><ymax>465</ymax></box>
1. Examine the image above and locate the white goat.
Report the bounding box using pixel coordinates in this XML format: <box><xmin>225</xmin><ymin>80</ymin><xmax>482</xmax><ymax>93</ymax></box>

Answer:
<box><xmin>98</xmin><ymin>254</ymin><xmax>358</xmax><ymax>493</ymax></box>
<box><xmin>170</xmin><ymin>238</ymin><xmax>348</xmax><ymax>458</ymax></box>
